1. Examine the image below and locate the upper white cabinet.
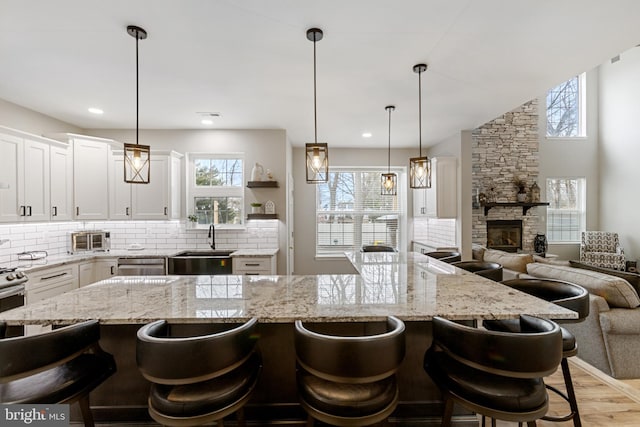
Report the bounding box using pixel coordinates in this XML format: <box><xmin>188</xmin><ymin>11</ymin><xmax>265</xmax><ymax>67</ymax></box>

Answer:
<box><xmin>110</xmin><ymin>150</ymin><xmax>182</xmax><ymax>220</ymax></box>
<box><xmin>67</xmin><ymin>135</ymin><xmax>113</xmax><ymax>220</ymax></box>
<box><xmin>49</xmin><ymin>144</ymin><xmax>73</xmax><ymax>221</ymax></box>
<box><xmin>0</xmin><ymin>127</ymin><xmax>60</xmax><ymax>222</ymax></box>
<box><xmin>413</xmin><ymin>157</ymin><xmax>457</xmax><ymax>218</ymax></box>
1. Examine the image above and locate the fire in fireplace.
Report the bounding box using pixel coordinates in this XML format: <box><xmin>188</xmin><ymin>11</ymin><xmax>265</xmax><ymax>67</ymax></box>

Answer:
<box><xmin>486</xmin><ymin>220</ymin><xmax>522</xmax><ymax>253</ymax></box>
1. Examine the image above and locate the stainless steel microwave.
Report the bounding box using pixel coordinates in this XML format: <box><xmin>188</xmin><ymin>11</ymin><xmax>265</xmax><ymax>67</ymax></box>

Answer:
<box><xmin>69</xmin><ymin>231</ymin><xmax>111</xmax><ymax>254</ymax></box>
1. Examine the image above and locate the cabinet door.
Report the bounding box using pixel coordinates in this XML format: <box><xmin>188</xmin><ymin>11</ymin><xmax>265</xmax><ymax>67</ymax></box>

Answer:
<box><xmin>94</xmin><ymin>259</ymin><xmax>118</xmax><ymax>282</ymax></box>
<box><xmin>50</xmin><ymin>144</ymin><xmax>73</xmax><ymax>220</ymax></box>
<box><xmin>169</xmin><ymin>155</ymin><xmax>181</xmax><ymax>219</ymax></box>
<box><xmin>78</xmin><ymin>261</ymin><xmax>95</xmax><ymax>287</ymax></box>
<box><xmin>0</xmin><ymin>133</ymin><xmax>23</xmax><ymax>222</ymax></box>
<box><xmin>425</xmin><ymin>157</ymin><xmax>457</xmax><ymax>218</ymax></box>
<box><xmin>73</xmin><ymin>139</ymin><xmax>110</xmax><ymax>220</ymax></box>
<box><xmin>110</xmin><ymin>156</ymin><xmax>132</xmax><ymax>219</ymax></box>
<box><xmin>413</xmin><ymin>188</ymin><xmax>427</xmax><ymax>217</ymax></box>
<box><xmin>132</xmin><ymin>156</ymin><xmax>168</xmax><ymax>219</ymax></box>
<box><xmin>23</xmin><ymin>139</ymin><xmax>50</xmax><ymax>221</ymax></box>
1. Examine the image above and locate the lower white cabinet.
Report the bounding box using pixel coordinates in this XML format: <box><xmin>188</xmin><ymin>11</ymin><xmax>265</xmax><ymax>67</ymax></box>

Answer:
<box><xmin>26</xmin><ymin>264</ymin><xmax>78</xmax><ymax>304</ymax></box>
<box><xmin>79</xmin><ymin>259</ymin><xmax>118</xmax><ymax>287</ymax></box>
<box><xmin>232</xmin><ymin>255</ymin><xmax>277</xmax><ymax>275</ymax></box>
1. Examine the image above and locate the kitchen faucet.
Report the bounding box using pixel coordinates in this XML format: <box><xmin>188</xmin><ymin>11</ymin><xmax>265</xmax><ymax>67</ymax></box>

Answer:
<box><xmin>208</xmin><ymin>224</ymin><xmax>216</xmax><ymax>250</ymax></box>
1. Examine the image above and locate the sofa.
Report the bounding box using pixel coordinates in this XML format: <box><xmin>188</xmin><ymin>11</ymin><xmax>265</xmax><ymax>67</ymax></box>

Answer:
<box><xmin>473</xmin><ymin>245</ymin><xmax>640</xmax><ymax>379</ymax></box>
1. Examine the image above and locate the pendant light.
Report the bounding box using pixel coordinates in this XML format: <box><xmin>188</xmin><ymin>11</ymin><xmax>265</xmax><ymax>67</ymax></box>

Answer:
<box><xmin>409</xmin><ymin>63</ymin><xmax>431</xmax><ymax>189</ymax></box>
<box><xmin>305</xmin><ymin>28</ymin><xmax>329</xmax><ymax>184</ymax></box>
<box><xmin>124</xmin><ymin>25</ymin><xmax>150</xmax><ymax>184</ymax></box>
<box><xmin>381</xmin><ymin>105</ymin><xmax>397</xmax><ymax>195</ymax></box>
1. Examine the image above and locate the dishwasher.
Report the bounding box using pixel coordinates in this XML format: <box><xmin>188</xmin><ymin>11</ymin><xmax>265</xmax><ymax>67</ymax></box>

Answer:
<box><xmin>117</xmin><ymin>257</ymin><xmax>166</xmax><ymax>276</ymax></box>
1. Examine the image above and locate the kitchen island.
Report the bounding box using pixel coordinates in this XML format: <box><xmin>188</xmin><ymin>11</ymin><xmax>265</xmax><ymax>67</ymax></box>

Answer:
<box><xmin>0</xmin><ymin>251</ymin><xmax>575</xmax><ymax>425</ymax></box>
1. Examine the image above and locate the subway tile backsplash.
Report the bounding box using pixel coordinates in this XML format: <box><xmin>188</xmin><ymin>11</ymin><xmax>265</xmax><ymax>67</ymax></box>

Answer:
<box><xmin>0</xmin><ymin>220</ymin><xmax>279</xmax><ymax>265</ymax></box>
<box><xmin>414</xmin><ymin>217</ymin><xmax>456</xmax><ymax>247</ymax></box>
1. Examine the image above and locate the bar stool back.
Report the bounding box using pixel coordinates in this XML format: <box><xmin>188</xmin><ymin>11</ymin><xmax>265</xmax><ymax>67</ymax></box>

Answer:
<box><xmin>0</xmin><ymin>320</ymin><xmax>116</xmax><ymax>427</ymax></box>
<box><xmin>451</xmin><ymin>260</ymin><xmax>503</xmax><ymax>281</ymax></box>
<box><xmin>294</xmin><ymin>316</ymin><xmax>406</xmax><ymax>426</ymax></box>
<box><xmin>425</xmin><ymin>251</ymin><xmax>461</xmax><ymax>263</ymax></box>
<box><xmin>136</xmin><ymin>318</ymin><xmax>261</xmax><ymax>426</ymax></box>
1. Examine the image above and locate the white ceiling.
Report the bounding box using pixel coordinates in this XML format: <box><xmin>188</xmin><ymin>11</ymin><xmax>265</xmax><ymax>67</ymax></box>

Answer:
<box><xmin>1</xmin><ymin>0</ymin><xmax>639</xmax><ymax>148</ymax></box>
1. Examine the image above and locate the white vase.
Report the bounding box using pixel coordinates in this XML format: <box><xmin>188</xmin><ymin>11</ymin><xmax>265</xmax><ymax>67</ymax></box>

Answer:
<box><xmin>250</xmin><ymin>163</ymin><xmax>264</xmax><ymax>181</ymax></box>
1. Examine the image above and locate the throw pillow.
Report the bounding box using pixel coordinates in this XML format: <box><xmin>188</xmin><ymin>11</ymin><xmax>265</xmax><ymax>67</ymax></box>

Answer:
<box><xmin>526</xmin><ymin>263</ymin><xmax>640</xmax><ymax>308</ymax></box>
<box><xmin>569</xmin><ymin>260</ymin><xmax>640</xmax><ymax>295</ymax></box>
<box><xmin>532</xmin><ymin>255</ymin><xmax>571</xmax><ymax>267</ymax></box>
<box><xmin>472</xmin><ymin>244</ymin><xmax>486</xmax><ymax>261</ymax></box>
<box><xmin>483</xmin><ymin>249</ymin><xmax>533</xmax><ymax>273</ymax></box>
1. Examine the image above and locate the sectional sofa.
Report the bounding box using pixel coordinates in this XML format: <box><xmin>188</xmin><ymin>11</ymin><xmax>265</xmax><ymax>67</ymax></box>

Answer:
<box><xmin>472</xmin><ymin>246</ymin><xmax>640</xmax><ymax>379</ymax></box>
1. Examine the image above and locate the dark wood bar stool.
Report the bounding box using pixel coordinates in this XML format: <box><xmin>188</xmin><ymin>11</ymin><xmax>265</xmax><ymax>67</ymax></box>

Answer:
<box><xmin>0</xmin><ymin>320</ymin><xmax>116</xmax><ymax>427</ymax></box>
<box><xmin>136</xmin><ymin>318</ymin><xmax>261</xmax><ymax>427</ymax></box>
<box><xmin>294</xmin><ymin>316</ymin><xmax>406</xmax><ymax>426</ymax></box>
<box><xmin>484</xmin><ymin>278</ymin><xmax>590</xmax><ymax>427</ymax></box>
<box><xmin>451</xmin><ymin>260</ymin><xmax>503</xmax><ymax>281</ymax></box>
<box><xmin>425</xmin><ymin>251</ymin><xmax>461</xmax><ymax>263</ymax></box>
<box><xmin>425</xmin><ymin>315</ymin><xmax>563</xmax><ymax>427</ymax></box>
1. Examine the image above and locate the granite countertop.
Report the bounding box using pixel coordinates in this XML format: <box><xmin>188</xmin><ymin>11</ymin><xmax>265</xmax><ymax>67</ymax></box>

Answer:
<box><xmin>0</xmin><ymin>251</ymin><xmax>575</xmax><ymax>326</ymax></box>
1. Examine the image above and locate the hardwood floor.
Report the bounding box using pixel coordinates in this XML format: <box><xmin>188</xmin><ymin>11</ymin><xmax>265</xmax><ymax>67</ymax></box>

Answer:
<box><xmin>78</xmin><ymin>357</ymin><xmax>640</xmax><ymax>426</ymax></box>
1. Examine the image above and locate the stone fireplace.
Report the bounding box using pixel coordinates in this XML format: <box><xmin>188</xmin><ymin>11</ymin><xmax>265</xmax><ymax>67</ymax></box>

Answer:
<box><xmin>487</xmin><ymin>220</ymin><xmax>522</xmax><ymax>253</ymax></box>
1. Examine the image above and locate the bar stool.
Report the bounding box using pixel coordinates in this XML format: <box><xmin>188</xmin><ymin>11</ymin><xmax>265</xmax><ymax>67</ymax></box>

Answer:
<box><xmin>484</xmin><ymin>278</ymin><xmax>589</xmax><ymax>427</ymax></box>
<box><xmin>451</xmin><ymin>260</ymin><xmax>503</xmax><ymax>281</ymax></box>
<box><xmin>425</xmin><ymin>315</ymin><xmax>563</xmax><ymax>427</ymax></box>
<box><xmin>136</xmin><ymin>318</ymin><xmax>261</xmax><ymax>427</ymax></box>
<box><xmin>425</xmin><ymin>251</ymin><xmax>462</xmax><ymax>263</ymax></box>
<box><xmin>0</xmin><ymin>320</ymin><xmax>116</xmax><ymax>427</ymax></box>
<box><xmin>361</xmin><ymin>244</ymin><xmax>396</xmax><ymax>252</ymax></box>
<box><xmin>294</xmin><ymin>316</ymin><xmax>406</xmax><ymax>426</ymax></box>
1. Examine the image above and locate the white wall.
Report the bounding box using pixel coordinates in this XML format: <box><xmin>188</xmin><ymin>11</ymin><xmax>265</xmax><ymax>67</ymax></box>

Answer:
<box><xmin>598</xmin><ymin>47</ymin><xmax>640</xmax><ymax>259</ymax></box>
<box><xmin>292</xmin><ymin>146</ymin><xmax>414</xmax><ymax>275</ymax></box>
<box><xmin>538</xmin><ymin>68</ymin><xmax>600</xmax><ymax>260</ymax></box>
<box><xmin>0</xmin><ymin>98</ymin><xmax>81</xmax><ymax>136</ymax></box>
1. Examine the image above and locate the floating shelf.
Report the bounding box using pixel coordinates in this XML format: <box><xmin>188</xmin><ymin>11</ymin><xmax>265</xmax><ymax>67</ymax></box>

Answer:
<box><xmin>247</xmin><ymin>213</ymin><xmax>278</xmax><ymax>220</ymax></box>
<box><xmin>247</xmin><ymin>181</ymin><xmax>279</xmax><ymax>188</ymax></box>
<box><xmin>483</xmin><ymin>202</ymin><xmax>550</xmax><ymax>216</ymax></box>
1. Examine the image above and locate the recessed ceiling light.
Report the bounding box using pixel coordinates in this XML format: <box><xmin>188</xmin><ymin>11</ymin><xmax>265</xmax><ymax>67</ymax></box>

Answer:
<box><xmin>362</xmin><ymin>132</ymin><xmax>372</xmax><ymax>138</ymax></box>
<box><xmin>88</xmin><ymin>107</ymin><xmax>104</xmax><ymax>115</ymax></box>
<box><xmin>201</xmin><ymin>119</ymin><xmax>214</xmax><ymax>125</ymax></box>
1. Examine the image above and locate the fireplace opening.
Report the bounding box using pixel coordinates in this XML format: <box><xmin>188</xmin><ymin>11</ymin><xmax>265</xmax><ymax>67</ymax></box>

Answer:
<box><xmin>487</xmin><ymin>220</ymin><xmax>522</xmax><ymax>253</ymax></box>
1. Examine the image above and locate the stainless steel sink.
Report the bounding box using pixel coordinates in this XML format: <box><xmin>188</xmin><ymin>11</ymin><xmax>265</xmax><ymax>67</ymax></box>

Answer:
<box><xmin>173</xmin><ymin>250</ymin><xmax>234</xmax><ymax>257</ymax></box>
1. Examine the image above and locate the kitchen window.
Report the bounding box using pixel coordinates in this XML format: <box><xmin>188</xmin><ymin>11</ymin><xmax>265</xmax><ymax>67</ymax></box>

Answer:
<box><xmin>188</xmin><ymin>154</ymin><xmax>244</xmax><ymax>225</ymax></box>
<box><xmin>546</xmin><ymin>177</ymin><xmax>586</xmax><ymax>243</ymax></box>
<box><xmin>315</xmin><ymin>167</ymin><xmax>403</xmax><ymax>257</ymax></box>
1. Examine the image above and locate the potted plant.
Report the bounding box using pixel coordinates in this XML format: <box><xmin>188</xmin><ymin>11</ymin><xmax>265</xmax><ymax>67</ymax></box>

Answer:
<box><xmin>187</xmin><ymin>214</ymin><xmax>198</xmax><ymax>228</ymax></box>
<box><xmin>250</xmin><ymin>202</ymin><xmax>263</xmax><ymax>214</ymax></box>
<box><xmin>513</xmin><ymin>177</ymin><xmax>528</xmax><ymax>202</ymax></box>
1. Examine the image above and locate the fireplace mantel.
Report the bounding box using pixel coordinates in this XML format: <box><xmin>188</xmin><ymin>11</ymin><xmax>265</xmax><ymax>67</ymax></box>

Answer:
<box><xmin>483</xmin><ymin>202</ymin><xmax>550</xmax><ymax>216</ymax></box>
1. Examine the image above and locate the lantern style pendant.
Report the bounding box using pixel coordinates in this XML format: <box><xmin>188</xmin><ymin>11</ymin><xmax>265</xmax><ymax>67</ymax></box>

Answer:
<box><xmin>381</xmin><ymin>105</ymin><xmax>397</xmax><ymax>196</ymax></box>
<box><xmin>409</xmin><ymin>63</ymin><xmax>431</xmax><ymax>189</ymax></box>
<box><xmin>305</xmin><ymin>28</ymin><xmax>329</xmax><ymax>183</ymax></box>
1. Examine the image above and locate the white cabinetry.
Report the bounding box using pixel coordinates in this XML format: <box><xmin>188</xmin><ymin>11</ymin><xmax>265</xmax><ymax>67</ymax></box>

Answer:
<box><xmin>79</xmin><ymin>259</ymin><xmax>118</xmax><ymax>287</ymax></box>
<box><xmin>0</xmin><ymin>129</ymin><xmax>54</xmax><ymax>222</ymax></box>
<box><xmin>232</xmin><ymin>255</ymin><xmax>277</xmax><ymax>275</ymax></box>
<box><xmin>110</xmin><ymin>151</ymin><xmax>182</xmax><ymax>220</ymax></box>
<box><xmin>413</xmin><ymin>157</ymin><xmax>457</xmax><ymax>218</ymax></box>
<box><xmin>26</xmin><ymin>264</ymin><xmax>78</xmax><ymax>304</ymax></box>
<box><xmin>49</xmin><ymin>144</ymin><xmax>74</xmax><ymax>220</ymax></box>
<box><xmin>70</xmin><ymin>135</ymin><xmax>113</xmax><ymax>220</ymax></box>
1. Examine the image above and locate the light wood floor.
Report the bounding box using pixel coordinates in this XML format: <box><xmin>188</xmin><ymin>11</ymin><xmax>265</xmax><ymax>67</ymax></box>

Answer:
<box><xmin>80</xmin><ymin>357</ymin><xmax>640</xmax><ymax>426</ymax></box>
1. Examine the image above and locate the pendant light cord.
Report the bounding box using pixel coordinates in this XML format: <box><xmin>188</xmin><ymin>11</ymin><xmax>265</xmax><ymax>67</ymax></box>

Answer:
<box><xmin>387</xmin><ymin>107</ymin><xmax>391</xmax><ymax>174</ymax></box>
<box><xmin>418</xmin><ymin>68</ymin><xmax>422</xmax><ymax>157</ymax></box>
<box><xmin>135</xmin><ymin>28</ymin><xmax>140</xmax><ymax>147</ymax></box>
<box><xmin>313</xmin><ymin>36</ymin><xmax>318</xmax><ymax>144</ymax></box>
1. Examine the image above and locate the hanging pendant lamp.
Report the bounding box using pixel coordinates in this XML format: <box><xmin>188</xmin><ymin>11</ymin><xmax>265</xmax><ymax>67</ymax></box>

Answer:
<box><xmin>381</xmin><ymin>105</ymin><xmax>397</xmax><ymax>196</ymax></box>
<box><xmin>305</xmin><ymin>28</ymin><xmax>329</xmax><ymax>184</ymax></box>
<box><xmin>124</xmin><ymin>25</ymin><xmax>150</xmax><ymax>184</ymax></box>
<box><xmin>409</xmin><ymin>63</ymin><xmax>431</xmax><ymax>189</ymax></box>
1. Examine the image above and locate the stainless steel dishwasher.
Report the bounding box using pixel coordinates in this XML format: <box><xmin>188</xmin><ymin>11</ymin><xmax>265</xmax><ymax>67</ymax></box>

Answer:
<box><xmin>117</xmin><ymin>257</ymin><xmax>166</xmax><ymax>275</ymax></box>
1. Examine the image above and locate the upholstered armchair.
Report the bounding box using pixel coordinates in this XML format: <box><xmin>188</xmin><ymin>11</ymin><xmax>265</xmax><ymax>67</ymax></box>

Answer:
<box><xmin>580</xmin><ymin>231</ymin><xmax>626</xmax><ymax>271</ymax></box>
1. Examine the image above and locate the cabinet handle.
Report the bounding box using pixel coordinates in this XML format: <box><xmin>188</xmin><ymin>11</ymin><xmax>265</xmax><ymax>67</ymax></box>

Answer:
<box><xmin>421</xmin><ymin>207</ymin><xmax>425</xmax><ymax>214</ymax></box>
<box><xmin>126</xmin><ymin>207</ymin><xmax>129</xmax><ymax>216</ymax></box>
<box><xmin>52</xmin><ymin>206</ymin><xmax>57</xmax><ymax>217</ymax></box>
<box><xmin>41</xmin><ymin>272</ymin><xmax>68</xmax><ymax>281</ymax></box>
<box><xmin>27</xmin><ymin>206</ymin><xmax>32</xmax><ymax>216</ymax></box>
<box><xmin>76</xmin><ymin>207</ymin><xmax>80</xmax><ymax>216</ymax></box>
<box><xmin>110</xmin><ymin>266</ymin><xmax>115</xmax><ymax>275</ymax></box>
<box><xmin>164</xmin><ymin>207</ymin><xmax>168</xmax><ymax>215</ymax></box>
<box><xmin>245</xmin><ymin>263</ymin><xmax>260</xmax><ymax>267</ymax></box>
<box><xmin>20</xmin><ymin>206</ymin><xmax>25</xmax><ymax>217</ymax></box>
<box><xmin>245</xmin><ymin>273</ymin><xmax>259</xmax><ymax>275</ymax></box>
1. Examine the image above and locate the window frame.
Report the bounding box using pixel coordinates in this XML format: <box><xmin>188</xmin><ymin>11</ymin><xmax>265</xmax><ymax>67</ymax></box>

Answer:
<box><xmin>186</xmin><ymin>152</ymin><xmax>245</xmax><ymax>227</ymax></box>
<box><xmin>314</xmin><ymin>166</ymin><xmax>405</xmax><ymax>258</ymax></box>
<box><xmin>545</xmin><ymin>177</ymin><xmax>586</xmax><ymax>244</ymax></box>
<box><xmin>545</xmin><ymin>72</ymin><xmax>587</xmax><ymax>139</ymax></box>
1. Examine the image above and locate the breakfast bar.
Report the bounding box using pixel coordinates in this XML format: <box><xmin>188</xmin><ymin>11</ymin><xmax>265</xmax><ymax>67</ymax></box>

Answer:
<box><xmin>0</xmin><ymin>252</ymin><xmax>576</xmax><ymax>424</ymax></box>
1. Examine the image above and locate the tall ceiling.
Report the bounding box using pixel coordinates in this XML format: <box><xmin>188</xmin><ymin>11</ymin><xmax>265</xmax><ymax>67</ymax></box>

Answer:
<box><xmin>1</xmin><ymin>0</ymin><xmax>639</xmax><ymax>148</ymax></box>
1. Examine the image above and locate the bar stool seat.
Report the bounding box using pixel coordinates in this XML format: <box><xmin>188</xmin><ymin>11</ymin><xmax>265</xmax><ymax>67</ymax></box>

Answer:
<box><xmin>0</xmin><ymin>320</ymin><xmax>116</xmax><ymax>427</ymax></box>
<box><xmin>451</xmin><ymin>260</ymin><xmax>503</xmax><ymax>281</ymax></box>
<box><xmin>361</xmin><ymin>244</ymin><xmax>396</xmax><ymax>252</ymax></box>
<box><xmin>425</xmin><ymin>251</ymin><xmax>461</xmax><ymax>263</ymax></box>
